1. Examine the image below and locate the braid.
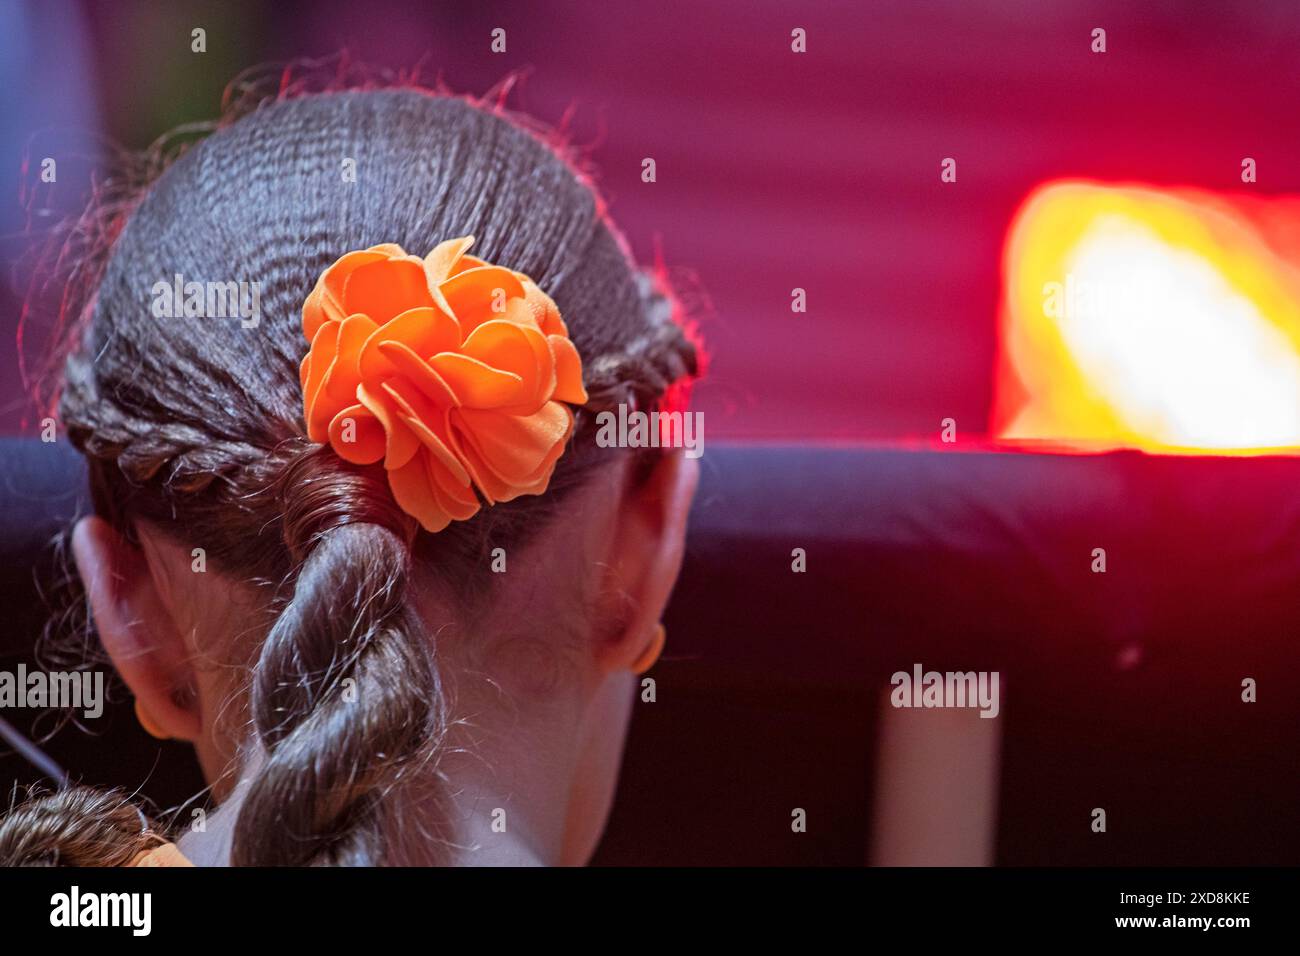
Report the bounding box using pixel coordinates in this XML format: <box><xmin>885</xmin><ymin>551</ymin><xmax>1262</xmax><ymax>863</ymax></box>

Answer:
<box><xmin>63</xmin><ymin>348</ymin><xmax>272</xmax><ymax>491</ymax></box>
<box><xmin>227</xmin><ymin>449</ymin><xmax>445</xmax><ymax>866</ymax></box>
<box><xmin>233</xmin><ymin>519</ymin><xmax>444</xmax><ymax>866</ymax></box>
<box><xmin>68</xmin><ymin>423</ymin><xmax>451</xmax><ymax>867</ymax></box>
<box><xmin>583</xmin><ymin>269</ymin><xmax>699</xmax><ymax>412</ymax></box>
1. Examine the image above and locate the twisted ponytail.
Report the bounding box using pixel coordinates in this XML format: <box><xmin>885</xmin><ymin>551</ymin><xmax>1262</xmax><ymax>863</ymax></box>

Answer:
<box><xmin>230</xmin><ymin>452</ymin><xmax>444</xmax><ymax>866</ymax></box>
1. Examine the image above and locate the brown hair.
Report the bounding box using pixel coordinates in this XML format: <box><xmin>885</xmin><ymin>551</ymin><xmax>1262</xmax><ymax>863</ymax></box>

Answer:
<box><xmin>12</xmin><ymin>86</ymin><xmax>696</xmax><ymax>866</ymax></box>
<box><xmin>0</xmin><ymin>786</ymin><xmax>167</xmax><ymax>867</ymax></box>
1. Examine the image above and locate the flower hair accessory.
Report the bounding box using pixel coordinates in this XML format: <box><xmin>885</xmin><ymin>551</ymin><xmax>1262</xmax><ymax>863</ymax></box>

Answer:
<box><xmin>300</xmin><ymin>237</ymin><xmax>588</xmax><ymax>532</ymax></box>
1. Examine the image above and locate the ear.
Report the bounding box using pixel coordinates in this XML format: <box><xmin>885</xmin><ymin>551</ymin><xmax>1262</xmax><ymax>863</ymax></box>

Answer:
<box><xmin>71</xmin><ymin>516</ymin><xmax>203</xmax><ymax>742</ymax></box>
<box><xmin>595</xmin><ymin>450</ymin><xmax>699</xmax><ymax>675</ymax></box>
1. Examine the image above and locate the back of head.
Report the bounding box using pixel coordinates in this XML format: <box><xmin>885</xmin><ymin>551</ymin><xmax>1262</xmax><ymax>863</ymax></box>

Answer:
<box><xmin>36</xmin><ymin>88</ymin><xmax>696</xmax><ymax>866</ymax></box>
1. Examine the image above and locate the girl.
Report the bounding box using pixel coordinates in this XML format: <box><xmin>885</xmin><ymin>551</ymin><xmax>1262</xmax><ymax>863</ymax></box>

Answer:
<box><xmin>0</xmin><ymin>85</ymin><xmax>699</xmax><ymax>866</ymax></box>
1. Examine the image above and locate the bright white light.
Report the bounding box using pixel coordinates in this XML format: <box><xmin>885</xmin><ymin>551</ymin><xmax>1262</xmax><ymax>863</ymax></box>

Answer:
<box><xmin>1058</xmin><ymin>217</ymin><xmax>1300</xmax><ymax>448</ymax></box>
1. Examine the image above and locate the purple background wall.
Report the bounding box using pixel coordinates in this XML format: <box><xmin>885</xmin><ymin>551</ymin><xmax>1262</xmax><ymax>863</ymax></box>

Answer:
<box><xmin>5</xmin><ymin>0</ymin><xmax>1300</xmax><ymax>440</ymax></box>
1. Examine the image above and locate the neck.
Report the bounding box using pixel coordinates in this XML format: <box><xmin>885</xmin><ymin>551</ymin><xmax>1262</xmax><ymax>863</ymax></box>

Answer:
<box><xmin>178</xmin><ymin>693</ymin><xmax>587</xmax><ymax>866</ymax></box>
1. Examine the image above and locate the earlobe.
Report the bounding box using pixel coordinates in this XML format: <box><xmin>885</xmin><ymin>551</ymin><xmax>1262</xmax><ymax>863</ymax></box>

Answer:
<box><xmin>629</xmin><ymin>623</ymin><xmax>666</xmax><ymax>675</ymax></box>
<box><xmin>71</xmin><ymin>516</ymin><xmax>202</xmax><ymax>742</ymax></box>
<box><xmin>134</xmin><ymin>698</ymin><xmax>172</xmax><ymax>740</ymax></box>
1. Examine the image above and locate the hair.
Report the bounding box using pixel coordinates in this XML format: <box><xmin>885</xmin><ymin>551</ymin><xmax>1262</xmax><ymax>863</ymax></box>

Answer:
<box><xmin>3</xmin><ymin>85</ymin><xmax>697</xmax><ymax>866</ymax></box>
<box><xmin>0</xmin><ymin>786</ymin><xmax>167</xmax><ymax>867</ymax></box>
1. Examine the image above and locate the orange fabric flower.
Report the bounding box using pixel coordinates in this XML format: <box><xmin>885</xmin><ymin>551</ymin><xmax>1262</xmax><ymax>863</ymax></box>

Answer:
<box><xmin>300</xmin><ymin>237</ymin><xmax>588</xmax><ymax>532</ymax></box>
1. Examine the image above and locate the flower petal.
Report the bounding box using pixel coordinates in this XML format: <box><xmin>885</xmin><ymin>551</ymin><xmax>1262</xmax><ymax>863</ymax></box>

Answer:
<box><xmin>423</xmin><ymin>236</ymin><xmax>476</xmax><ymax>285</ymax></box>
<box><xmin>461</xmin><ymin>317</ymin><xmax>555</xmax><ymax>412</ymax></box>
<box><xmin>387</xmin><ymin>451</ymin><xmax>454</xmax><ymax>533</ymax></box>
<box><xmin>376</xmin><ymin>340</ymin><xmax>460</xmax><ymax>407</ymax></box>
<box><xmin>429</xmin><ymin>352</ymin><xmax>525</xmax><ymax>408</ymax></box>
<box><xmin>304</xmin><ymin>320</ymin><xmax>343</xmax><ymax>442</ymax></box>
<box><xmin>455</xmin><ymin>402</ymin><xmax>572</xmax><ymax>485</ymax></box>
<box><xmin>520</xmin><ymin>278</ymin><xmax>568</xmax><ymax>337</ymax></box>
<box><xmin>302</xmin><ymin>285</ymin><xmax>335</xmax><ymax>342</ymax></box>
<box><xmin>328</xmin><ymin>404</ymin><xmax>386</xmax><ymax>465</ymax></box>
<box><xmin>381</xmin><ymin>379</ymin><xmax>471</xmax><ymax>486</ymax></box>
<box><xmin>449</xmin><ymin>254</ymin><xmax>488</xmax><ymax>276</ymax></box>
<box><xmin>425</xmin><ymin>452</ymin><xmax>480</xmax><ymax>521</ymax></box>
<box><xmin>322</xmin><ymin>314</ymin><xmax>377</xmax><ymax>405</ymax></box>
<box><xmin>548</xmin><ymin>335</ymin><xmax>588</xmax><ymax>404</ymax></box>
<box><xmin>356</xmin><ymin>383</ymin><xmax>421</xmax><ymax>470</ymax></box>
<box><xmin>358</xmin><ymin>306</ymin><xmax>461</xmax><ymax>382</ymax></box>
<box><xmin>304</xmin><ymin>249</ymin><xmax>393</xmax><ymax>339</ymax></box>
<box><xmin>343</xmin><ymin>257</ymin><xmax>434</xmax><ymax>324</ymax></box>
<box><xmin>453</xmin><ymin>405</ymin><xmax>572</xmax><ymax>504</ymax></box>
<box><xmin>439</xmin><ymin>266</ymin><xmax>526</xmax><ymax>336</ymax></box>
<box><xmin>450</xmin><ymin>433</ymin><xmax>507</xmax><ymax>505</ymax></box>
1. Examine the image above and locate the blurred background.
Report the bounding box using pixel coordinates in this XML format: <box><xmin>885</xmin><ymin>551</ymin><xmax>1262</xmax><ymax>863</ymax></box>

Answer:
<box><xmin>5</xmin><ymin>0</ymin><xmax>1300</xmax><ymax>441</ymax></box>
<box><xmin>4</xmin><ymin>0</ymin><xmax>1300</xmax><ymax>868</ymax></box>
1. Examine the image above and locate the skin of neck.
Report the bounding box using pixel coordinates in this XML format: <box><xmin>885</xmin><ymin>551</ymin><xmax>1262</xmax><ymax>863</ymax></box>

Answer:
<box><xmin>178</xmin><ymin>467</ymin><xmax>637</xmax><ymax>866</ymax></box>
<box><xmin>179</xmin><ymin>669</ymin><xmax>633</xmax><ymax>866</ymax></box>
